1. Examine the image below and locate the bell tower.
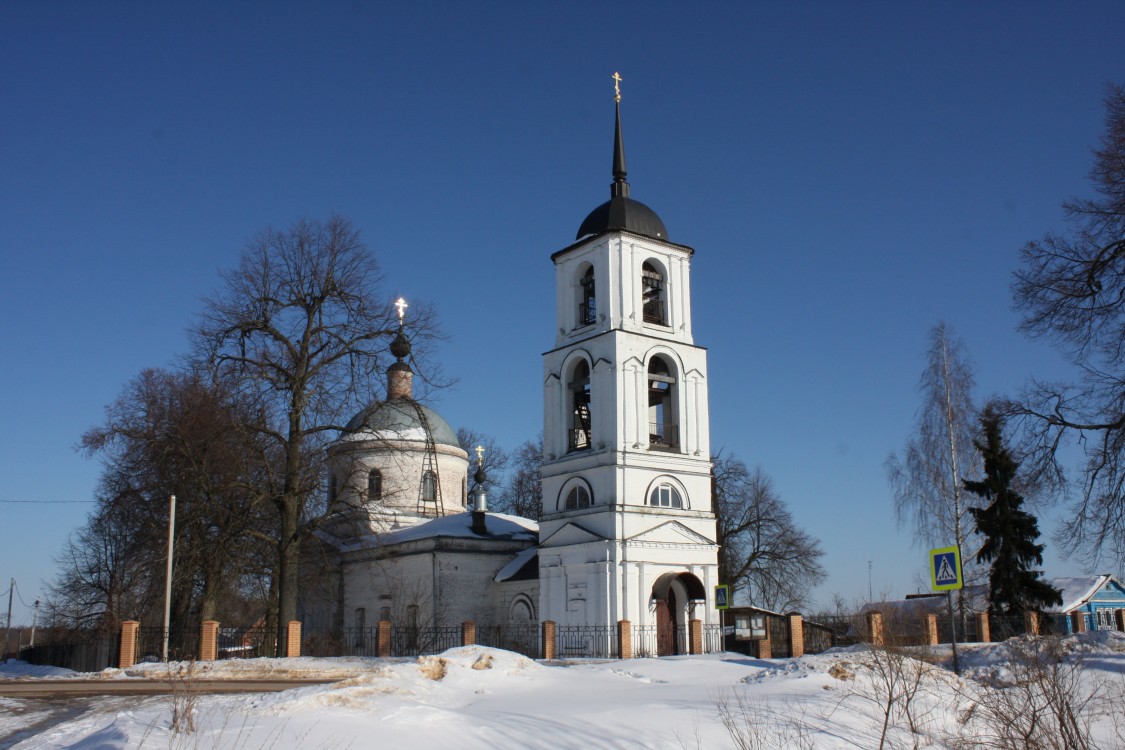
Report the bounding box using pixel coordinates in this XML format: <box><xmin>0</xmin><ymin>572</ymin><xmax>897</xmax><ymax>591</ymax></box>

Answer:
<box><xmin>537</xmin><ymin>76</ymin><xmax>719</xmax><ymax>652</ymax></box>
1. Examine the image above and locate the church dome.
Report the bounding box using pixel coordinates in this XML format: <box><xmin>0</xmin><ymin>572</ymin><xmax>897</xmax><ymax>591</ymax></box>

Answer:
<box><xmin>577</xmin><ymin>195</ymin><xmax>667</xmax><ymax>241</ymax></box>
<box><xmin>344</xmin><ymin>398</ymin><xmax>460</xmax><ymax>448</ymax></box>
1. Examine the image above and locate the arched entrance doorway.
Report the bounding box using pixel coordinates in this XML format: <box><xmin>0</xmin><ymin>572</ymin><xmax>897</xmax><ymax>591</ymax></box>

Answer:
<box><xmin>651</xmin><ymin>572</ymin><xmax>706</xmax><ymax>656</ymax></box>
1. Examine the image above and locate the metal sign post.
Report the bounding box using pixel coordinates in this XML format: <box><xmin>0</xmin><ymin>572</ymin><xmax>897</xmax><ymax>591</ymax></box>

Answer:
<box><xmin>930</xmin><ymin>546</ymin><xmax>963</xmax><ymax>675</ymax></box>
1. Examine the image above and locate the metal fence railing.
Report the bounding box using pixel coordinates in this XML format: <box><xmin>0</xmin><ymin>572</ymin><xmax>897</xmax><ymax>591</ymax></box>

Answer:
<box><xmin>554</xmin><ymin>625</ymin><xmax>617</xmax><ymax>659</ymax></box>
<box><xmin>134</xmin><ymin>627</ymin><xmax>200</xmax><ymax>663</ymax></box>
<box><xmin>19</xmin><ymin>638</ymin><xmax>118</xmax><ymax>672</ymax></box>
<box><xmin>217</xmin><ymin>627</ymin><xmax>279</xmax><ymax>659</ymax></box>
<box><xmin>476</xmin><ymin>624</ymin><xmax>540</xmax><ymax>658</ymax></box>
<box><xmin>391</xmin><ymin>626</ymin><xmax>461</xmax><ymax>658</ymax></box>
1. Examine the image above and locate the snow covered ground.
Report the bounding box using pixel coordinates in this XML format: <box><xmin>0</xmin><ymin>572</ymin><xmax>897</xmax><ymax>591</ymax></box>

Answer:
<box><xmin>2</xmin><ymin>631</ymin><xmax>1123</xmax><ymax>749</ymax></box>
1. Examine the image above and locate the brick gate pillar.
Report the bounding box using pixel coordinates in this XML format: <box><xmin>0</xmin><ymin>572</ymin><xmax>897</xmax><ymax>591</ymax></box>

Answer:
<box><xmin>462</xmin><ymin>620</ymin><xmax>477</xmax><ymax>647</ymax></box>
<box><xmin>925</xmin><ymin>614</ymin><xmax>939</xmax><ymax>646</ymax></box>
<box><xmin>285</xmin><ymin>621</ymin><xmax>302</xmax><ymax>657</ymax></box>
<box><xmin>118</xmin><ymin>621</ymin><xmax>140</xmax><ymax>669</ymax></box>
<box><xmin>865</xmin><ymin>612</ymin><xmax>884</xmax><ymax>647</ymax></box>
<box><xmin>1024</xmin><ymin>611</ymin><xmax>1039</xmax><ymax>636</ymax></box>
<box><xmin>689</xmin><ymin>619</ymin><xmax>703</xmax><ymax>655</ymax></box>
<box><xmin>976</xmin><ymin>612</ymin><xmax>991</xmax><ymax>643</ymax></box>
<box><xmin>377</xmin><ymin>620</ymin><xmax>392</xmax><ymax>657</ymax></box>
<box><xmin>788</xmin><ymin>615</ymin><xmax>804</xmax><ymax>657</ymax></box>
<box><xmin>542</xmin><ymin>621</ymin><xmax>557</xmax><ymax>660</ymax></box>
<box><xmin>617</xmin><ymin>620</ymin><xmax>632</xmax><ymax>659</ymax></box>
<box><xmin>200</xmin><ymin>620</ymin><xmax>219</xmax><ymax>661</ymax></box>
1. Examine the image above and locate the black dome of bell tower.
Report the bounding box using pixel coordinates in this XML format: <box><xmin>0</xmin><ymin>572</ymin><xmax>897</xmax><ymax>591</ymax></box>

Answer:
<box><xmin>576</xmin><ymin>90</ymin><xmax>668</xmax><ymax>241</ymax></box>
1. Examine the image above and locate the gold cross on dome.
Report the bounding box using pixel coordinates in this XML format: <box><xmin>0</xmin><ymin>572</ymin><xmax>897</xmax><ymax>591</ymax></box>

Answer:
<box><xmin>612</xmin><ymin>72</ymin><xmax>622</xmax><ymax>102</ymax></box>
<box><xmin>394</xmin><ymin>297</ymin><xmax>408</xmax><ymax>323</ymax></box>
<box><xmin>475</xmin><ymin>445</ymin><xmax>485</xmax><ymax>465</ymax></box>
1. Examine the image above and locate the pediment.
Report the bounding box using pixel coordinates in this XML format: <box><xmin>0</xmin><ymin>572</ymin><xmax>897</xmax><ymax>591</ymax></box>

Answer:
<box><xmin>626</xmin><ymin>520</ymin><xmax>716</xmax><ymax>546</ymax></box>
<box><xmin>539</xmin><ymin>522</ymin><xmax>608</xmax><ymax>547</ymax></box>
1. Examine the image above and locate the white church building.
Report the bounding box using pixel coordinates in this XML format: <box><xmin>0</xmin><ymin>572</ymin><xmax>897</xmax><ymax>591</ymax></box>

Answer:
<box><xmin>306</xmin><ymin>85</ymin><xmax>721</xmax><ymax>656</ymax></box>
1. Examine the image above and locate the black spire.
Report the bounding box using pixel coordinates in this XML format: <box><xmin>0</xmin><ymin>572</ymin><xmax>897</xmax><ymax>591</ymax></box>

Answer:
<box><xmin>611</xmin><ymin>98</ymin><xmax>629</xmax><ymax>198</ymax></box>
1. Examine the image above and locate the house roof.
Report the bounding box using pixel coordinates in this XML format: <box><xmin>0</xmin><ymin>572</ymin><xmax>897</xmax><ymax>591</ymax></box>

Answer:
<box><xmin>1046</xmin><ymin>575</ymin><xmax>1125</xmax><ymax>613</ymax></box>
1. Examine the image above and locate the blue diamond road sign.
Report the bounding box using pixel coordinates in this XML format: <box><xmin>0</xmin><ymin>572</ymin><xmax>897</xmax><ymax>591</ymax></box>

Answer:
<box><xmin>930</xmin><ymin>546</ymin><xmax>963</xmax><ymax>591</ymax></box>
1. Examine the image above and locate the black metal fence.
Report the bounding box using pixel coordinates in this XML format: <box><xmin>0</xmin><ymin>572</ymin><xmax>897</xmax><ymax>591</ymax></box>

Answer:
<box><xmin>134</xmin><ymin>627</ymin><xmax>200</xmax><ymax>663</ymax></box>
<box><xmin>554</xmin><ymin>625</ymin><xmax>618</xmax><ymax>659</ymax></box>
<box><xmin>217</xmin><ymin>626</ymin><xmax>279</xmax><ymax>659</ymax></box>
<box><xmin>477</xmin><ymin>624</ymin><xmax>540</xmax><ymax>658</ymax></box>
<box><xmin>392</xmin><ymin>626</ymin><xmax>461</xmax><ymax>657</ymax></box>
<box><xmin>19</xmin><ymin>638</ymin><xmax>117</xmax><ymax>673</ymax></box>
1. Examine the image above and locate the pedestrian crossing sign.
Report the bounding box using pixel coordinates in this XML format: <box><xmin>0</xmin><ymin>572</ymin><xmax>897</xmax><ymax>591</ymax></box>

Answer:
<box><xmin>715</xmin><ymin>585</ymin><xmax>730</xmax><ymax>610</ymax></box>
<box><xmin>929</xmin><ymin>546</ymin><xmax>963</xmax><ymax>591</ymax></box>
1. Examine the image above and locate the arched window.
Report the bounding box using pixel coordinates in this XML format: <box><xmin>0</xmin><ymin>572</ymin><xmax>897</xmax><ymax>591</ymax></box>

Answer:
<box><xmin>579</xmin><ymin>266</ymin><xmax>596</xmax><ymax>326</ymax></box>
<box><xmin>565</xmin><ymin>485</ymin><xmax>591</xmax><ymax>510</ymax></box>
<box><xmin>648</xmin><ymin>356</ymin><xmax>678</xmax><ymax>449</ymax></box>
<box><xmin>422</xmin><ymin>470</ymin><xmax>436</xmax><ymax>503</ymax></box>
<box><xmin>329</xmin><ymin>474</ymin><xmax>338</xmax><ymax>503</ymax></box>
<box><xmin>649</xmin><ymin>484</ymin><xmax>683</xmax><ymax>508</ymax></box>
<box><xmin>641</xmin><ymin>261</ymin><xmax>666</xmax><ymax>325</ymax></box>
<box><xmin>569</xmin><ymin>359</ymin><xmax>592</xmax><ymax>452</ymax></box>
<box><xmin>368</xmin><ymin>469</ymin><xmax>382</xmax><ymax>502</ymax></box>
<box><xmin>509</xmin><ymin>596</ymin><xmax>535</xmax><ymax>623</ymax></box>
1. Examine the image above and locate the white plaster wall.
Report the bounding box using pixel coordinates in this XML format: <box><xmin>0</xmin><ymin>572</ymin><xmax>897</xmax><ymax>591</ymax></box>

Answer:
<box><xmin>330</xmin><ymin>440</ymin><xmax>468</xmax><ymax>520</ymax></box>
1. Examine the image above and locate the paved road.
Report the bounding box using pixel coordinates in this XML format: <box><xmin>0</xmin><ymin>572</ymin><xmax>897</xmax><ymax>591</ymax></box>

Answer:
<box><xmin>0</xmin><ymin>678</ymin><xmax>336</xmax><ymax>698</ymax></box>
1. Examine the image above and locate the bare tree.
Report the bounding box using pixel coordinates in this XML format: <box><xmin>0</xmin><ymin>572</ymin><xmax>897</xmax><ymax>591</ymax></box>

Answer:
<box><xmin>712</xmin><ymin>453</ymin><xmax>826</xmax><ymax>612</ymax></box>
<box><xmin>50</xmin><ymin>368</ymin><xmax>274</xmax><ymax>633</ymax></box>
<box><xmin>494</xmin><ymin>438</ymin><xmax>542</xmax><ymax>519</ymax></box>
<box><xmin>1010</xmin><ymin>83</ymin><xmax>1125</xmax><ymax>564</ymax></box>
<box><xmin>194</xmin><ymin>215</ymin><xmax>439</xmax><ymax>644</ymax></box>
<box><xmin>886</xmin><ymin>322</ymin><xmax>981</xmax><ymax>609</ymax></box>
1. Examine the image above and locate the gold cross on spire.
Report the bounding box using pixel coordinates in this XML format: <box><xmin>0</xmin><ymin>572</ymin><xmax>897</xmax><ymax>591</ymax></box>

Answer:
<box><xmin>475</xmin><ymin>445</ymin><xmax>485</xmax><ymax>466</ymax></box>
<box><xmin>394</xmin><ymin>297</ymin><xmax>408</xmax><ymax>323</ymax></box>
<box><xmin>612</xmin><ymin>72</ymin><xmax>622</xmax><ymax>102</ymax></box>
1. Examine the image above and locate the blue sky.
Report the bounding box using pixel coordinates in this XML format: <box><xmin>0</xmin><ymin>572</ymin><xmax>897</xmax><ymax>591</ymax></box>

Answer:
<box><xmin>2</xmin><ymin>2</ymin><xmax>1123</xmax><ymax>627</ymax></box>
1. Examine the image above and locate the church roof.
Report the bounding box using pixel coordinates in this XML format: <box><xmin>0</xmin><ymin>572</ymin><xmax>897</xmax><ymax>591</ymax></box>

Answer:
<box><xmin>342</xmin><ymin>398</ymin><xmax>459</xmax><ymax>447</ymax></box>
<box><xmin>575</xmin><ymin>95</ymin><xmax>668</xmax><ymax>242</ymax></box>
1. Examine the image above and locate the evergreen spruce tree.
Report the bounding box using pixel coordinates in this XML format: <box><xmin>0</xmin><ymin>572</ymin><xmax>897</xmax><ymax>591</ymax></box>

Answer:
<box><xmin>965</xmin><ymin>407</ymin><xmax>1062</xmax><ymax>616</ymax></box>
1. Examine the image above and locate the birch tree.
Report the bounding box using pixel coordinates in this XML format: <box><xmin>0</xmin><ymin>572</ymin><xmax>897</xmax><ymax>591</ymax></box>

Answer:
<box><xmin>886</xmin><ymin>322</ymin><xmax>981</xmax><ymax>607</ymax></box>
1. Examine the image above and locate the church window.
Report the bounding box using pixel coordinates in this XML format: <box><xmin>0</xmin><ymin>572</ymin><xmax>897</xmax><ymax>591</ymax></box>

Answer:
<box><xmin>642</xmin><ymin>261</ymin><xmax>666</xmax><ymax>325</ymax></box>
<box><xmin>329</xmin><ymin>474</ymin><xmax>338</xmax><ymax>503</ymax></box>
<box><xmin>579</xmin><ymin>266</ymin><xmax>596</xmax><ymax>325</ymax></box>
<box><xmin>648</xmin><ymin>356</ymin><xmax>678</xmax><ymax>450</ymax></box>
<box><xmin>422</xmin><ymin>470</ymin><xmax>437</xmax><ymax>503</ymax></box>
<box><xmin>565</xmin><ymin>485</ymin><xmax>591</xmax><ymax>510</ymax></box>
<box><xmin>367</xmin><ymin>469</ymin><xmax>382</xmax><ymax>502</ymax></box>
<box><xmin>650</xmin><ymin>484</ymin><xmax>683</xmax><ymax>508</ymax></box>
<box><xmin>568</xmin><ymin>359</ymin><xmax>592</xmax><ymax>452</ymax></box>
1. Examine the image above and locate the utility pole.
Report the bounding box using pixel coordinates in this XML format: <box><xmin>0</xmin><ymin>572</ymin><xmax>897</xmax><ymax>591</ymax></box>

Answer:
<box><xmin>3</xmin><ymin>578</ymin><xmax>13</xmax><ymax>663</ymax></box>
<box><xmin>867</xmin><ymin>561</ymin><xmax>873</xmax><ymax>602</ymax></box>
<box><xmin>162</xmin><ymin>495</ymin><xmax>176</xmax><ymax>662</ymax></box>
<box><xmin>30</xmin><ymin>600</ymin><xmax>39</xmax><ymax>648</ymax></box>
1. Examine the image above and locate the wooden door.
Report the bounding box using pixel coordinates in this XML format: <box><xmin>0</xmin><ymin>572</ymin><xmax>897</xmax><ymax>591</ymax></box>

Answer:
<box><xmin>656</xmin><ymin>599</ymin><xmax>673</xmax><ymax>656</ymax></box>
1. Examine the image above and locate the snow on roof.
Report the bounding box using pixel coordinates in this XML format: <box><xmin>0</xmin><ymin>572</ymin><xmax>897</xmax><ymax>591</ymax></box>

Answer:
<box><xmin>1046</xmin><ymin>575</ymin><xmax>1115</xmax><ymax>613</ymax></box>
<box><xmin>494</xmin><ymin>547</ymin><xmax>539</xmax><ymax>582</ymax></box>
<box><xmin>334</xmin><ymin>511</ymin><xmax>538</xmax><ymax>552</ymax></box>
